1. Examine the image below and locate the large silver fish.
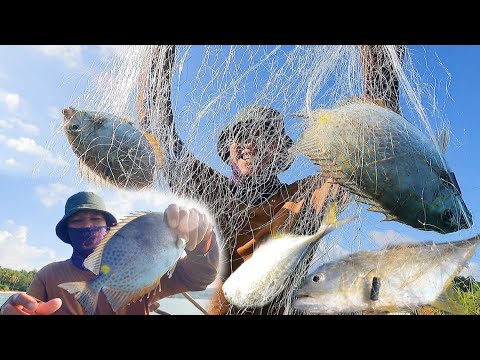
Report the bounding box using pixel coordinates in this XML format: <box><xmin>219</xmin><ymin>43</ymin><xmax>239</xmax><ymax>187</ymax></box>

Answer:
<box><xmin>62</xmin><ymin>107</ymin><xmax>161</xmax><ymax>189</ymax></box>
<box><xmin>293</xmin><ymin>100</ymin><xmax>472</xmax><ymax>233</ymax></box>
<box><xmin>58</xmin><ymin>212</ymin><xmax>185</xmax><ymax>315</ymax></box>
<box><xmin>222</xmin><ymin>209</ymin><xmax>353</xmax><ymax>309</ymax></box>
<box><xmin>293</xmin><ymin>236</ymin><xmax>480</xmax><ymax>314</ymax></box>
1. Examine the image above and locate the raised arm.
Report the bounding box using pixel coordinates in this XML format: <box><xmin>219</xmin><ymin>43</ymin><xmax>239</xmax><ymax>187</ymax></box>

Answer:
<box><xmin>136</xmin><ymin>45</ymin><xmax>228</xmax><ymax>202</ymax></box>
<box><xmin>359</xmin><ymin>45</ymin><xmax>406</xmax><ymax>114</ymax></box>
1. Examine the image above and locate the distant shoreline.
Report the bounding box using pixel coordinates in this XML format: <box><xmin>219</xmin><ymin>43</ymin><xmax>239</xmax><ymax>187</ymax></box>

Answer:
<box><xmin>0</xmin><ymin>291</ymin><xmax>21</xmax><ymax>294</ymax></box>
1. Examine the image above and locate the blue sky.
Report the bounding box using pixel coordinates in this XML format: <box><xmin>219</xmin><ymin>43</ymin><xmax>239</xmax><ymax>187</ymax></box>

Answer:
<box><xmin>0</xmin><ymin>45</ymin><xmax>479</xmax><ymax>280</ymax></box>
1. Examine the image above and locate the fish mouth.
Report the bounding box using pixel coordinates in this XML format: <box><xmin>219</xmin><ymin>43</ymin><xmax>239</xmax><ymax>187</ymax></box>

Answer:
<box><xmin>62</xmin><ymin>107</ymin><xmax>76</xmax><ymax>121</ymax></box>
<box><xmin>292</xmin><ymin>294</ymin><xmax>315</xmax><ymax>310</ymax></box>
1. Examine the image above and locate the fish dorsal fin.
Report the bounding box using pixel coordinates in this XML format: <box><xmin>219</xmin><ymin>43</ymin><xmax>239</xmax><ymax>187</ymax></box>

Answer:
<box><xmin>143</xmin><ymin>133</ymin><xmax>164</xmax><ymax>165</ymax></box>
<box><xmin>83</xmin><ymin>211</ymin><xmax>151</xmax><ymax>275</ymax></box>
<box><xmin>384</xmin><ymin>241</ymin><xmax>428</xmax><ymax>250</ymax></box>
<box><xmin>437</xmin><ymin>129</ymin><xmax>450</xmax><ymax>154</ymax></box>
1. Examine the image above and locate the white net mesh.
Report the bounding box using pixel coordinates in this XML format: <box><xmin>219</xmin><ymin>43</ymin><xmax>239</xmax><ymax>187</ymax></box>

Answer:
<box><xmin>48</xmin><ymin>45</ymin><xmax>476</xmax><ymax>315</ymax></box>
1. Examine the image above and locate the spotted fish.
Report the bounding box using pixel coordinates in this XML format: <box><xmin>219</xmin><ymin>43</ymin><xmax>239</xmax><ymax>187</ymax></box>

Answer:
<box><xmin>58</xmin><ymin>212</ymin><xmax>185</xmax><ymax>314</ymax></box>
<box><xmin>293</xmin><ymin>99</ymin><xmax>472</xmax><ymax>233</ymax></box>
<box><xmin>62</xmin><ymin>107</ymin><xmax>162</xmax><ymax>190</ymax></box>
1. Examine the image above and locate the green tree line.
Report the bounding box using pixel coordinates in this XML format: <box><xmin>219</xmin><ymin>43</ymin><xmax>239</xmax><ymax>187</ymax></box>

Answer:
<box><xmin>0</xmin><ymin>266</ymin><xmax>37</xmax><ymax>292</ymax></box>
<box><xmin>450</xmin><ymin>276</ymin><xmax>480</xmax><ymax>315</ymax></box>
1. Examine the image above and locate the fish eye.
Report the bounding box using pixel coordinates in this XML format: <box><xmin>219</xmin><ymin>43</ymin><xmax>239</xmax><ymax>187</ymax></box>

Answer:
<box><xmin>441</xmin><ymin>209</ymin><xmax>453</xmax><ymax>222</ymax></box>
<box><xmin>312</xmin><ymin>273</ymin><xmax>325</xmax><ymax>283</ymax></box>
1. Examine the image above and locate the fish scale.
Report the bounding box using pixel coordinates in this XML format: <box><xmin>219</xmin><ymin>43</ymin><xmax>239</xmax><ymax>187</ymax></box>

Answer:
<box><xmin>294</xmin><ymin>100</ymin><xmax>472</xmax><ymax>233</ymax></box>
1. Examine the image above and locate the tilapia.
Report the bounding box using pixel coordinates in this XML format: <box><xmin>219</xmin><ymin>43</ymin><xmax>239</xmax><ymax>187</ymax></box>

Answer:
<box><xmin>58</xmin><ymin>212</ymin><xmax>185</xmax><ymax>315</ymax></box>
<box><xmin>62</xmin><ymin>107</ymin><xmax>162</xmax><ymax>190</ymax></box>
<box><xmin>222</xmin><ymin>209</ymin><xmax>353</xmax><ymax>309</ymax></box>
<box><xmin>293</xmin><ymin>236</ymin><xmax>480</xmax><ymax>314</ymax></box>
<box><xmin>293</xmin><ymin>100</ymin><xmax>472</xmax><ymax>233</ymax></box>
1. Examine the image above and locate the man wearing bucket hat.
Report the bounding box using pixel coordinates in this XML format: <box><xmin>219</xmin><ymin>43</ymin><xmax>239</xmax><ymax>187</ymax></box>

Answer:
<box><xmin>136</xmin><ymin>45</ymin><xmax>405</xmax><ymax>314</ymax></box>
<box><xmin>0</xmin><ymin>191</ymin><xmax>219</xmax><ymax>315</ymax></box>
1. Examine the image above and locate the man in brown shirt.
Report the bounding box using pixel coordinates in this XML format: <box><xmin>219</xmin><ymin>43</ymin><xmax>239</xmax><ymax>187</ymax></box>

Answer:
<box><xmin>134</xmin><ymin>45</ymin><xmax>405</xmax><ymax>314</ymax></box>
<box><xmin>0</xmin><ymin>191</ymin><xmax>219</xmax><ymax>315</ymax></box>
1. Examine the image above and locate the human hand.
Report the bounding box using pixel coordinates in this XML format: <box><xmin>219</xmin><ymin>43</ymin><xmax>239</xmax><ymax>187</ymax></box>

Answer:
<box><xmin>164</xmin><ymin>204</ymin><xmax>214</xmax><ymax>252</ymax></box>
<box><xmin>0</xmin><ymin>292</ymin><xmax>62</xmax><ymax>315</ymax></box>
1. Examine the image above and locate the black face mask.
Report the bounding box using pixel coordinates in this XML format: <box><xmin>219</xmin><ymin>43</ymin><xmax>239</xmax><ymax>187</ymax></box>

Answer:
<box><xmin>68</xmin><ymin>226</ymin><xmax>108</xmax><ymax>270</ymax></box>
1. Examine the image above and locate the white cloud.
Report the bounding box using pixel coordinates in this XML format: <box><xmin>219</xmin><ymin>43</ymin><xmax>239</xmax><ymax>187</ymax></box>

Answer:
<box><xmin>0</xmin><ymin>223</ymin><xmax>60</xmax><ymax>271</ymax></box>
<box><xmin>35</xmin><ymin>183</ymin><xmax>74</xmax><ymax>208</ymax></box>
<box><xmin>32</xmin><ymin>45</ymin><xmax>84</xmax><ymax>68</ymax></box>
<box><xmin>2</xmin><ymin>136</ymin><xmax>68</xmax><ymax>167</ymax></box>
<box><xmin>0</xmin><ymin>91</ymin><xmax>20</xmax><ymax>111</ymax></box>
<box><xmin>368</xmin><ymin>229</ymin><xmax>419</xmax><ymax>248</ymax></box>
<box><xmin>97</xmin><ymin>45</ymin><xmax>128</xmax><ymax>60</ymax></box>
<box><xmin>0</xmin><ymin>117</ymin><xmax>40</xmax><ymax>136</ymax></box>
<box><xmin>4</xmin><ymin>158</ymin><xmax>18</xmax><ymax>167</ymax></box>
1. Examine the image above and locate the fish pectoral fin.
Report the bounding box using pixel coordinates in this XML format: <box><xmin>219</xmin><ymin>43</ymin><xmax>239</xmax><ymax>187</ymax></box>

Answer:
<box><xmin>58</xmin><ymin>281</ymin><xmax>99</xmax><ymax>315</ymax></box>
<box><xmin>58</xmin><ymin>281</ymin><xmax>86</xmax><ymax>295</ymax></box>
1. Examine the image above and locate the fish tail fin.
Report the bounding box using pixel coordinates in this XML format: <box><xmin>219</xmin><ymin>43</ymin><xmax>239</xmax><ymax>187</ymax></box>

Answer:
<box><xmin>310</xmin><ymin>203</ymin><xmax>356</xmax><ymax>243</ymax></box>
<box><xmin>144</xmin><ymin>133</ymin><xmax>164</xmax><ymax>166</ymax></box>
<box><xmin>432</xmin><ymin>286</ymin><xmax>467</xmax><ymax>315</ymax></box>
<box><xmin>58</xmin><ymin>281</ymin><xmax>99</xmax><ymax>315</ymax></box>
<box><xmin>323</xmin><ymin>202</ymin><xmax>338</xmax><ymax>226</ymax></box>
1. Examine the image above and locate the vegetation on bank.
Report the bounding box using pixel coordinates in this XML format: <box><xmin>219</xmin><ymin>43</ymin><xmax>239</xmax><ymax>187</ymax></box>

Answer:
<box><xmin>0</xmin><ymin>266</ymin><xmax>37</xmax><ymax>292</ymax></box>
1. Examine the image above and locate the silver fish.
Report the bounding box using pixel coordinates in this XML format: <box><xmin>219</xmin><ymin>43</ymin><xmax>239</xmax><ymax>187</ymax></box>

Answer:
<box><xmin>222</xmin><ymin>210</ymin><xmax>353</xmax><ymax>309</ymax></box>
<box><xmin>62</xmin><ymin>107</ymin><xmax>161</xmax><ymax>190</ymax></box>
<box><xmin>58</xmin><ymin>212</ymin><xmax>185</xmax><ymax>314</ymax></box>
<box><xmin>293</xmin><ymin>236</ymin><xmax>480</xmax><ymax>314</ymax></box>
<box><xmin>293</xmin><ymin>100</ymin><xmax>472</xmax><ymax>233</ymax></box>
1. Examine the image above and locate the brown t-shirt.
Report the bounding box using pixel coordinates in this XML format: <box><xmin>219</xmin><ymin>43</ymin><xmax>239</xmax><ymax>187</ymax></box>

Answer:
<box><xmin>27</xmin><ymin>237</ymin><xmax>219</xmax><ymax>315</ymax></box>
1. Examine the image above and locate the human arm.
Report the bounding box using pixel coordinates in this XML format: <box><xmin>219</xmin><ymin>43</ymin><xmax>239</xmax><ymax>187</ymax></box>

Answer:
<box><xmin>152</xmin><ymin>204</ymin><xmax>220</xmax><ymax>300</ymax></box>
<box><xmin>359</xmin><ymin>45</ymin><xmax>406</xmax><ymax>114</ymax></box>
<box><xmin>136</xmin><ymin>45</ymin><xmax>228</xmax><ymax>202</ymax></box>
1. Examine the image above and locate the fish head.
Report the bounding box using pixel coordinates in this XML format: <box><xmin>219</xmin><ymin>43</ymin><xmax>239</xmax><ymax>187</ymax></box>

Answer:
<box><xmin>415</xmin><ymin>174</ymin><xmax>473</xmax><ymax>233</ymax></box>
<box><xmin>293</xmin><ymin>259</ymin><xmax>361</xmax><ymax>314</ymax></box>
<box><xmin>62</xmin><ymin>107</ymin><xmax>116</xmax><ymax>151</ymax></box>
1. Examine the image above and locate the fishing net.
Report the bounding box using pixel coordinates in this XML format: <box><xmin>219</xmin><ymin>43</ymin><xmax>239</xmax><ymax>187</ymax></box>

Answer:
<box><xmin>49</xmin><ymin>45</ymin><xmax>477</xmax><ymax>315</ymax></box>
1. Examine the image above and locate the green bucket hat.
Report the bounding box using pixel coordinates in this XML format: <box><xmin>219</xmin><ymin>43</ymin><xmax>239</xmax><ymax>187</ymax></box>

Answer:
<box><xmin>55</xmin><ymin>191</ymin><xmax>118</xmax><ymax>244</ymax></box>
<box><xmin>216</xmin><ymin>105</ymin><xmax>294</xmax><ymax>173</ymax></box>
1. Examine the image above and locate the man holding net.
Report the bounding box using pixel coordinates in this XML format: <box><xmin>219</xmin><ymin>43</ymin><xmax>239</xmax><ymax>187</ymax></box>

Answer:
<box><xmin>136</xmin><ymin>45</ymin><xmax>405</xmax><ymax>315</ymax></box>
